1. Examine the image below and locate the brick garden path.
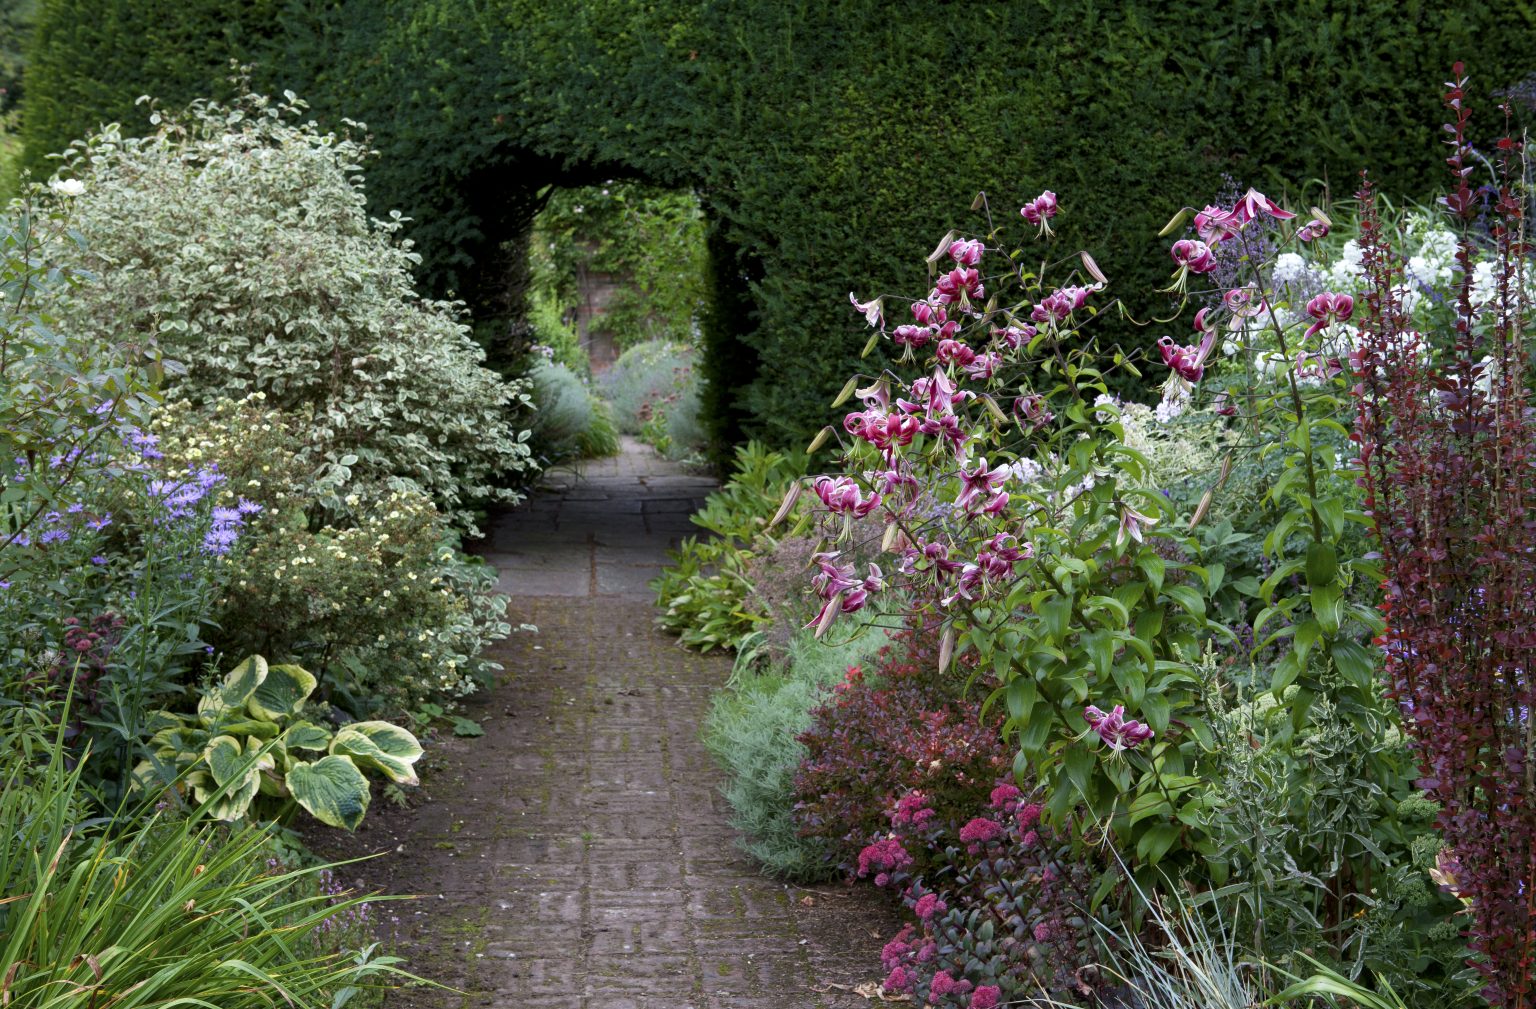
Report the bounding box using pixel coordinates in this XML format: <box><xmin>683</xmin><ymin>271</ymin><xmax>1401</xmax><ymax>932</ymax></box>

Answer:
<box><xmin>330</xmin><ymin>438</ymin><xmax>894</xmax><ymax>1009</ymax></box>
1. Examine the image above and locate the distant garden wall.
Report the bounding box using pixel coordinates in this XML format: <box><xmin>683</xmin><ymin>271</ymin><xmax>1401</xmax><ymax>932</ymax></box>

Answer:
<box><xmin>24</xmin><ymin>0</ymin><xmax>1535</xmax><ymax>453</ymax></box>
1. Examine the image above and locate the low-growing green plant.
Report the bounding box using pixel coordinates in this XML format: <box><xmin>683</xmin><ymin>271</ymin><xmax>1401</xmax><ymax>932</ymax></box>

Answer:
<box><xmin>1</xmin><ymin>724</ymin><xmax>411</xmax><ymax>1009</ymax></box>
<box><xmin>704</xmin><ymin>610</ymin><xmax>894</xmax><ymax>879</ymax></box>
<box><xmin>135</xmin><ymin>655</ymin><xmax>422</xmax><ymax>830</ymax></box>
<box><xmin>525</xmin><ymin>359</ymin><xmax>619</xmax><ymax>465</ymax></box>
<box><xmin>652</xmin><ymin>442</ymin><xmax>808</xmax><ymax>651</ymax></box>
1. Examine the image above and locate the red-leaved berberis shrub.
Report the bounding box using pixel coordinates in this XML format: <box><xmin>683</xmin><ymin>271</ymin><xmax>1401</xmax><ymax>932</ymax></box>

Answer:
<box><xmin>1352</xmin><ymin>63</ymin><xmax>1536</xmax><ymax>1008</ymax></box>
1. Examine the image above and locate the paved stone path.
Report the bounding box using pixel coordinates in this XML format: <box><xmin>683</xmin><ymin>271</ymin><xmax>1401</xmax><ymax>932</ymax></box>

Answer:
<box><xmin>328</xmin><ymin>438</ymin><xmax>894</xmax><ymax>1008</ymax></box>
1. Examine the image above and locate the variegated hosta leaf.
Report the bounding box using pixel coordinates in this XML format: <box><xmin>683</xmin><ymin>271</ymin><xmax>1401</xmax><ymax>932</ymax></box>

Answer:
<box><xmin>286</xmin><ymin>756</ymin><xmax>370</xmax><ymax>831</ymax></box>
<box><xmin>247</xmin><ymin>662</ymin><xmax>317</xmax><ymax>721</ymax></box>
<box><xmin>201</xmin><ymin>655</ymin><xmax>268</xmax><ymax>720</ymax></box>
<box><xmin>201</xmin><ymin>734</ymin><xmax>261</xmax><ymax>821</ymax></box>
<box><xmin>284</xmin><ymin>721</ymin><xmax>332</xmax><ymax>751</ymax></box>
<box><xmin>329</xmin><ymin>721</ymin><xmax>424</xmax><ymax>785</ymax></box>
<box><xmin>219</xmin><ymin>719</ymin><xmax>280</xmax><ymax>740</ymax></box>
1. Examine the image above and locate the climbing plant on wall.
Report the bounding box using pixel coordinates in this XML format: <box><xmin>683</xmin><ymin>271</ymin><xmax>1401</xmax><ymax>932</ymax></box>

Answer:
<box><xmin>529</xmin><ymin>182</ymin><xmax>708</xmax><ymax>354</ymax></box>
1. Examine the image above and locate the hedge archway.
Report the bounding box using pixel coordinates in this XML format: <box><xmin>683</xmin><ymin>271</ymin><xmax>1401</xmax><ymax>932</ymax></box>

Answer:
<box><xmin>24</xmin><ymin>0</ymin><xmax>1536</xmax><ymax>454</ymax></box>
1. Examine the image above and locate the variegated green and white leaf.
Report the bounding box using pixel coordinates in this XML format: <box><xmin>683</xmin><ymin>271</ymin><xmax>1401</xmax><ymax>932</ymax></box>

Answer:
<box><xmin>201</xmin><ymin>655</ymin><xmax>268</xmax><ymax>720</ymax></box>
<box><xmin>284</xmin><ymin>721</ymin><xmax>332</xmax><ymax>751</ymax></box>
<box><xmin>329</xmin><ymin>721</ymin><xmax>423</xmax><ymax>785</ymax></box>
<box><xmin>286</xmin><ymin>755</ymin><xmax>370</xmax><ymax>831</ymax></box>
<box><xmin>248</xmin><ymin>662</ymin><xmax>317</xmax><ymax>721</ymax></box>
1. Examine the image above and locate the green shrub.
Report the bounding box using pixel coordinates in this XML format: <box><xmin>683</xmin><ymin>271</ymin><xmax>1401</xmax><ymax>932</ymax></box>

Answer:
<box><xmin>703</xmin><ymin>610</ymin><xmax>893</xmax><ymax>880</ymax></box>
<box><xmin>651</xmin><ymin>441</ymin><xmax>807</xmax><ymax>652</ymax></box>
<box><xmin>600</xmin><ymin>340</ymin><xmax>692</xmax><ymax>433</ymax></box>
<box><xmin>42</xmin><ymin>89</ymin><xmax>533</xmax><ymax>533</ymax></box>
<box><xmin>149</xmin><ymin>395</ymin><xmax>512</xmax><ymax>716</ymax></box>
<box><xmin>526</xmin><ymin>359</ymin><xmax>618</xmax><ymax>465</ymax></box>
<box><xmin>23</xmin><ymin>2</ymin><xmax>1534</xmax><ymax>449</ymax></box>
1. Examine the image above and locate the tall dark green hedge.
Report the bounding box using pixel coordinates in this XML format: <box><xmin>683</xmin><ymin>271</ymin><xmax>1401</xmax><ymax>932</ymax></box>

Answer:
<box><xmin>24</xmin><ymin>0</ymin><xmax>1536</xmax><ymax>453</ymax></box>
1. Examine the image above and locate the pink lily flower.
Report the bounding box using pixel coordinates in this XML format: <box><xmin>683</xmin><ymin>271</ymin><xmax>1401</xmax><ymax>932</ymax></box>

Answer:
<box><xmin>1029</xmin><ymin>285</ymin><xmax>1092</xmax><ymax>325</ymax></box>
<box><xmin>949</xmin><ymin>238</ymin><xmax>985</xmax><ymax>266</ymax></box>
<box><xmin>1012</xmin><ymin>394</ymin><xmax>1053</xmax><ymax>430</ymax></box>
<box><xmin>1157</xmin><ymin>310</ymin><xmax>1217</xmax><ymax>383</ymax></box>
<box><xmin>1115</xmin><ymin>502</ymin><xmax>1158</xmax><ymax>546</ymax></box>
<box><xmin>892</xmin><ymin>324</ymin><xmax>933</xmax><ymax>350</ymax></box>
<box><xmin>1195</xmin><ymin>204</ymin><xmax>1242</xmax><ymax>244</ymax></box>
<box><xmin>1084</xmin><ymin>704</ymin><xmax>1154</xmax><ymax>751</ymax></box>
<box><xmin>962</xmin><ymin>352</ymin><xmax>1000</xmax><ymax>382</ymax></box>
<box><xmin>1020</xmin><ymin>190</ymin><xmax>1059</xmax><ymax>235</ymax></box>
<box><xmin>1304</xmin><ymin>291</ymin><xmax>1354</xmax><ymax>339</ymax></box>
<box><xmin>1231</xmin><ymin>187</ymin><xmax>1296</xmax><ymax>224</ymax></box>
<box><xmin>1169</xmin><ymin>238</ymin><xmax>1217</xmax><ymax>274</ymax></box>
<box><xmin>955</xmin><ymin>458</ymin><xmax>1011</xmax><ymax>513</ymax></box>
<box><xmin>1297</xmin><ymin>219</ymin><xmax>1330</xmax><ymax>242</ymax></box>
<box><xmin>992</xmin><ymin>325</ymin><xmax>1035</xmax><ymax>351</ymax></box>
<box><xmin>934</xmin><ymin>267</ymin><xmax>984</xmax><ymax>306</ymax></box>
<box><xmin>911</xmin><ymin>301</ymin><xmax>942</xmax><ymax>326</ymax></box>
<box><xmin>936</xmin><ymin>339</ymin><xmax>977</xmax><ymax>367</ymax></box>
<box><xmin>849</xmin><ymin>292</ymin><xmax>884</xmax><ymax>329</ymax></box>
<box><xmin>813</xmin><ymin>475</ymin><xmax>882</xmax><ymax>517</ymax></box>
<box><xmin>1222</xmin><ymin>284</ymin><xmax>1268</xmax><ymax>327</ymax></box>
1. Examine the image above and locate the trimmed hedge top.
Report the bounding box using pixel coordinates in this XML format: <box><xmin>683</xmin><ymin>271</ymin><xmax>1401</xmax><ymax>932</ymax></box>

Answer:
<box><xmin>24</xmin><ymin>0</ymin><xmax>1536</xmax><ymax>450</ymax></box>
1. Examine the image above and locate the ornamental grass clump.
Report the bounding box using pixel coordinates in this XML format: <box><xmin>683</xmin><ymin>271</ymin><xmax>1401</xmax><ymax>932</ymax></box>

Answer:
<box><xmin>1352</xmin><ymin>65</ymin><xmax>1536</xmax><ymax>1009</ymax></box>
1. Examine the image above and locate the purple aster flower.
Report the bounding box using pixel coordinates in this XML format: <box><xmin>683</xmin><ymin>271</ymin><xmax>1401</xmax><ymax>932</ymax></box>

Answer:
<box><xmin>210</xmin><ymin>506</ymin><xmax>244</xmax><ymax>527</ymax></box>
<box><xmin>236</xmin><ymin>497</ymin><xmax>263</xmax><ymax>516</ymax></box>
<box><xmin>87</xmin><ymin>514</ymin><xmax>112</xmax><ymax>531</ymax></box>
<box><xmin>39</xmin><ymin>529</ymin><xmax>69</xmax><ymax>545</ymax></box>
<box><xmin>66</xmin><ymin>502</ymin><xmax>84</xmax><ymax>514</ymax></box>
<box><xmin>91</xmin><ymin>555</ymin><xmax>107</xmax><ymax>565</ymax></box>
<box><xmin>203</xmin><ymin>525</ymin><xmax>241</xmax><ymax>555</ymax></box>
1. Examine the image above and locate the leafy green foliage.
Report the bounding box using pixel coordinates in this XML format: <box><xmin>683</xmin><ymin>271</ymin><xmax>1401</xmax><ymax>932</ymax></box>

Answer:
<box><xmin>23</xmin><ymin>2</ymin><xmax>1533</xmax><ymax>448</ymax></box>
<box><xmin>652</xmin><ymin>442</ymin><xmax>807</xmax><ymax>652</ymax></box>
<box><xmin>529</xmin><ymin>182</ymin><xmax>707</xmax><ymax>352</ymax></box>
<box><xmin>136</xmin><ymin>654</ymin><xmax>423</xmax><ymax>830</ymax></box>
<box><xmin>1</xmin><ymin>722</ymin><xmax>408</xmax><ymax>1009</ymax></box>
<box><xmin>41</xmin><ymin>90</ymin><xmax>533</xmax><ymax>533</ymax></box>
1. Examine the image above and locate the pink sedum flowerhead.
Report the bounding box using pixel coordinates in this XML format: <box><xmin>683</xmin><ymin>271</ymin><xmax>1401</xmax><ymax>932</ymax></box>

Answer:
<box><xmin>1084</xmin><ymin>703</ymin><xmax>1155</xmax><ymax>751</ymax></box>
<box><xmin>958</xmin><ymin>817</ymin><xmax>1003</xmax><ymax>844</ymax></box>
<box><xmin>970</xmin><ymin>985</ymin><xmax>1002</xmax><ymax>1009</ymax></box>
<box><xmin>913</xmin><ymin>892</ymin><xmax>948</xmax><ymax>921</ymax></box>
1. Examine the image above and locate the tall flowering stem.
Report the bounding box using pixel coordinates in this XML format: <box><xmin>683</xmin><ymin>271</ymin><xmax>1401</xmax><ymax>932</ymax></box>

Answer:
<box><xmin>1352</xmin><ymin>64</ymin><xmax>1536</xmax><ymax>1008</ymax></box>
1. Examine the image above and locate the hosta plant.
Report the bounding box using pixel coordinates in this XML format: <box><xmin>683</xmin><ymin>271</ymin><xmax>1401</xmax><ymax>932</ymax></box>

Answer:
<box><xmin>135</xmin><ymin>655</ymin><xmax>423</xmax><ymax>830</ymax></box>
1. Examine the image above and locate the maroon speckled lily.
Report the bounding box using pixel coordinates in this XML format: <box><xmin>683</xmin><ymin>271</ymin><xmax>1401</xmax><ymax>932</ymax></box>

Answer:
<box><xmin>1084</xmin><ymin>704</ymin><xmax>1154</xmax><ymax>751</ymax></box>
<box><xmin>955</xmin><ymin>458</ymin><xmax>1010</xmax><ymax>514</ymax></box>
<box><xmin>1305</xmin><ymin>291</ymin><xmax>1354</xmax><ymax>339</ymax></box>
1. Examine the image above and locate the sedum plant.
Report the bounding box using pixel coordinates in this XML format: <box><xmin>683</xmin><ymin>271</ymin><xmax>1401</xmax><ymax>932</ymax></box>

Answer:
<box><xmin>135</xmin><ymin>655</ymin><xmax>423</xmax><ymax>830</ymax></box>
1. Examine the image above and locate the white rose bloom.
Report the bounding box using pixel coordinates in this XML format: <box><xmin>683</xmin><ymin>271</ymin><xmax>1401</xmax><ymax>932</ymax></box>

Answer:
<box><xmin>49</xmin><ymin>178</ymin><xmax>86</xmax><ymax>197</ymax></box>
